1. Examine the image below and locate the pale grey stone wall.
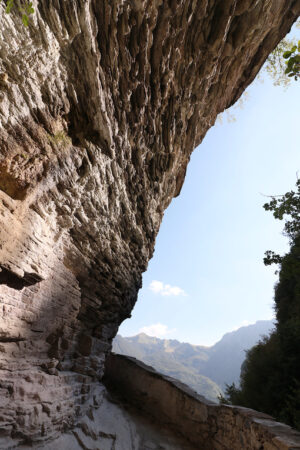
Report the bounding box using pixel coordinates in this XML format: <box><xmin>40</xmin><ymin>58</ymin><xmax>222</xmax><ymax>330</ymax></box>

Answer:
<box><xmin>105</xmin><ymin>354</ymin><xmax>300</xmax><ymax>450</ymax></box>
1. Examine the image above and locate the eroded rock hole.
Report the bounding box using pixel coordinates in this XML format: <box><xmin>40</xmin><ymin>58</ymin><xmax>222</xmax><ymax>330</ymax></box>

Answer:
<box><xmin>0</xmin><ymin>266</ymin><xmax>43</xmax><ymax>290</ymax></box>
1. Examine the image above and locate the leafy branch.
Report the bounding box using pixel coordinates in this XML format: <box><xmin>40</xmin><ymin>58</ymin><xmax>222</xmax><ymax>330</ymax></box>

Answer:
<box><xmin>263</xmin><ymin>179</ymin><xmax>300</xmax><ymax>265</ymax></box>
<box><xmin>0</xmin><ymin>0</ymin><xmax>34</xmax><ymax>26</ymax></box>
<box><xmin>264</xmin><ymin>20</ymin><xmax>300</xmax><ymax>87</ymax></box>
<box><xmin>283</xmin><ymin>41</ymin><xmax>300</xmax><ymax>81</ymax></box>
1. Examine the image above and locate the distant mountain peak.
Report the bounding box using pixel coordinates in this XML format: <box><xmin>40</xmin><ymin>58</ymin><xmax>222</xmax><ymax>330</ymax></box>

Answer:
<box><xmin>114</xmin><ymin>320</ymin><xmax>275</xmax><ymax>399</ymax></box>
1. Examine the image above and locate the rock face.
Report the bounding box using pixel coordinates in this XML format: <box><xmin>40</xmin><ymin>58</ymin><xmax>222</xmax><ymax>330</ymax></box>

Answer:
<box><xmin>41</xmin><ymin>382</ymin><xmax>196</xmax><ymax>450</ymax></box>
<box><xmin>0</xmin><ymin>0</ymin><xmax>299</xmax><ymax>446</ymax></box>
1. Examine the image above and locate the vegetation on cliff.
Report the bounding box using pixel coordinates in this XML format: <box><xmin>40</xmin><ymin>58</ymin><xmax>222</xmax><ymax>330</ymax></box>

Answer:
<box><xmin>0</xmin><ymin>0</ymin><xmax>34</xmax><ymax>26</ymax></box>
<box><xmin>265</xmin><ymin>32</ymin><xmax>300</xmax><ymax>86</ymax></box>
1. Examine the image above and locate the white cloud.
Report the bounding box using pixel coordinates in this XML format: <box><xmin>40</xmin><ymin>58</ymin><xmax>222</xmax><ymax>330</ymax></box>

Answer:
<box><xmin>139</xmin><ymin>323</ymin><xmax>175</xmax><ymax>338</ymax></box>
<box><xmin>149</xmin><ymin>280</ymin><xmax>187</xmax><ymax>297</ymax></box>
<box><xmin>149</xmin><ymin>280</ymin><xmax>164</xmax><ymax>293</ymax></box>
<box><xmin>230</xmin><ymin>320</ymin><xmax>253</xmax><ymax>332</ymax></box>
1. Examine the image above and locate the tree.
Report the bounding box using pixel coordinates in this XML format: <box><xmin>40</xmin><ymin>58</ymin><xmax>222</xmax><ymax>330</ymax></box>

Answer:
<box><xmin>220</xmin><ymin>180</ymin><xmax>300</xmax><ymax>431</ymax></box>
<box><xmin>263</xmin><ymin>178</ymin><xmax>300</xmax><ymax>265</ymax></box>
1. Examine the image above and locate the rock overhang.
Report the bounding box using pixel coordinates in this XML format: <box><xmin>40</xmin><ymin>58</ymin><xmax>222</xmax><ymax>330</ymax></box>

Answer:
<box><xmin>0</xmin><ymin>0</ymin><xmax>299</xmax><ymax>446</ymax></box>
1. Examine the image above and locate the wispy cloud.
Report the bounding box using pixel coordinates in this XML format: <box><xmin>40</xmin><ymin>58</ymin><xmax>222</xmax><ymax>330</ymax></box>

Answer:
<box><xmin>139</xmin><ymin>323</ymin><xmax>176</xmax><ymax>338</ymax></box>
<box><xmin>149</xmin><ymin>280</ymin><xmax>187</xmax><ymax>297</ymax></box>
<box><xmin>230</xmin><ymin>320</ymin><xmax>253</xmax><ymax>332</ymax></box>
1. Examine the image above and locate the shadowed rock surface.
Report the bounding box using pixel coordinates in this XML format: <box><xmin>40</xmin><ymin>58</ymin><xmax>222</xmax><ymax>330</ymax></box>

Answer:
<box><xmin>104</xmin><ymin>354</ymin><xmax>300</xmax><ymax>450</ymax></box>
<box><xmin>0</xmin><ymin>0</ymin><xmax>299</xmax><ymax>447</ymax></box>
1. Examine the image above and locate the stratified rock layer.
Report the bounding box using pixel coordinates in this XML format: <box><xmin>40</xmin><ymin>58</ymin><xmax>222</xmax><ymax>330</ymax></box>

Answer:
<box><xmin>0</xmin><ymin>0</ymin><xmax>299</xmax><ymax>446</ymax></box>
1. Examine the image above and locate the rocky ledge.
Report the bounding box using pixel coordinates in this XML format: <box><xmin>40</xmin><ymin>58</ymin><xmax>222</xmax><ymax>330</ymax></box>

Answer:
<box><xmin>104</xmin><ymin>354</ymin><xmax>300</xmax><ymax>450</ymax></box>
<box><xmin>16</xmin><ymin>354</ymin><xmax>300</xmax><ymax>450</ymax></box>
<box><xmin>0</xmin><ymin>0</ymin><xmax>299</xmax><ymax>446</ymax></box>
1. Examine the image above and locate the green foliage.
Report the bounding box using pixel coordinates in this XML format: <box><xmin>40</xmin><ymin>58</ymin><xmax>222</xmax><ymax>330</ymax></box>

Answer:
<box><xmin>263</xmin><ymin>250</ymin><xmax>282</xmax><ymax>266</ymax></box>
<box><xmin>223</xmin><ymin>180</ymin><xmax>300</xmax><ymax>430</ymax></box>
<box><xmin>4</xmin><ymin>0</ymin><xmax>14</xmax><ymax>14</ymax></box>
<box><xmin>264</xmin><ymin>20</ymin><xmax>300</xmax><ymax>87</ymax></box>
<box><xmin>283</xmin><ymin>41</ymin><xmax>300</xmax><ymax>81</ymax></box>
<box><xmin>263</xmin><ymin>179</ymin><xmax>300</xmax><ymax>265</ymax></box>
<box><xmin>218</xmin><ymin>383</ymin><xmax>242</xmax><ymax>406</ymax></box>
<box><xmin>0</xmin><ymin>0</ymin><xmax>34</xmax><ymax>27</ymax></box>
<box><xmin>47</xmin><ymin>131</ymin><xmax>71</xmax><ymax>149</ymax></box>
<box><xmin>264</xmin><ymin>39</ymin><xmax>295</xmax><ymax>87</ymax></box>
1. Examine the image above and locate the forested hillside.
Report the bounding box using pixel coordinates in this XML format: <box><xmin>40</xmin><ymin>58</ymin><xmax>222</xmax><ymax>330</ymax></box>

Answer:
<box><xmin>223</xmin><ymin>180</ymin><xmax>300</xmax><ymax>431</ymax></box>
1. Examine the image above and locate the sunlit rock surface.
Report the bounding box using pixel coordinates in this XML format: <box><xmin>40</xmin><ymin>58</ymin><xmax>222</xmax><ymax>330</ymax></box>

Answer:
<box><xmin>0</xmin><ymin>0</ymin><xmax>299</xmax><ymax>447</ymax></box>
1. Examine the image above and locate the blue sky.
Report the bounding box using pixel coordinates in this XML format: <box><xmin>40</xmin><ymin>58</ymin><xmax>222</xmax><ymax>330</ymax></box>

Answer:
<box><xmin>119</xmin><ymin>29</ymin><xmax>300</xmax><ymax>346</ymax></box>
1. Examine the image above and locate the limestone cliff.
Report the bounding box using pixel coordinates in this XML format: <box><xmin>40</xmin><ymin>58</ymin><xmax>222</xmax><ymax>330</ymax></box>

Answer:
<box><xmin>0</xmin><ymin>0</ymin><xmax>299</xmax><ymax>447</ymax></box>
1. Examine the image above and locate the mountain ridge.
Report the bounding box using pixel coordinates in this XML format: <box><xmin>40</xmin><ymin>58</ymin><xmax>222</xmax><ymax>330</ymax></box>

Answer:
<box><xmin>113</xmin><ymin>320</ymin><xmax>275</xmax><ymax>400</ymax></box>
